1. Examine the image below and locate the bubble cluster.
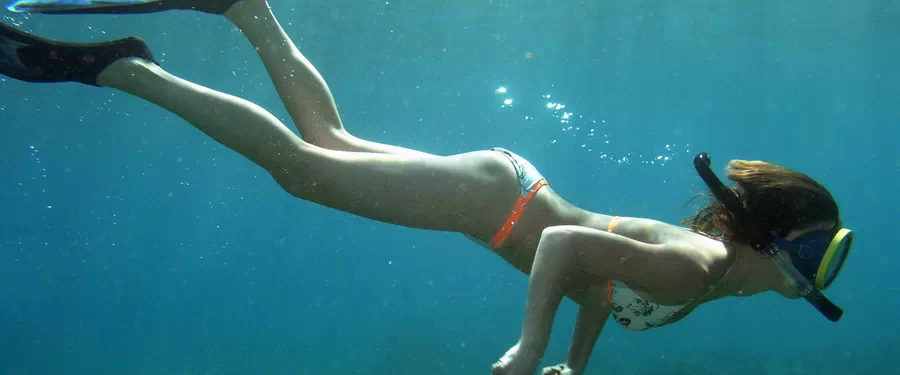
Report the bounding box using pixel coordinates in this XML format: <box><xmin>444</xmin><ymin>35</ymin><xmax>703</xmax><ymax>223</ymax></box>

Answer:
<box><xmin>28</xmin><ymin>145</ymin><xmax>46</xmax><ymax>178</ymax></box>
<box><xmin>19</xmin><ymin>144</ymin><xmax>52</xmax><ymax>208</ymax></box>
<box><xmin>494</xmin><ymin>86</ymin><xmax>692</xmax><ymax>167</ymax></box>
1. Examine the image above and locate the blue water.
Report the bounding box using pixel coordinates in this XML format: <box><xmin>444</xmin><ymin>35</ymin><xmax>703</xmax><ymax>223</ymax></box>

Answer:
<box><xmin>1</xmin><ymin>1</ymin><xmax>898</xmax><ymax>374</ymax></box>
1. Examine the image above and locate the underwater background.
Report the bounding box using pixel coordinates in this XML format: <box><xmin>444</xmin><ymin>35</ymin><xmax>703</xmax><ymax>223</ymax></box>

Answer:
<box><xmin>1</xmin><ymin>0</ymin><xmax>898</xmax><ymax>374</ymax></box>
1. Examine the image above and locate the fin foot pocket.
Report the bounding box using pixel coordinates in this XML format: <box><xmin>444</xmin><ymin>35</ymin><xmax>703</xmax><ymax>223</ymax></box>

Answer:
<box><xmin>7</xmin><ymin>0</ymin><xmax>241</xmax><ymax>14</ymax></box>
<box><xmin>0</xmin><ymin>23</ymin><xmax>156</xmax><ymax>86</ymax></box>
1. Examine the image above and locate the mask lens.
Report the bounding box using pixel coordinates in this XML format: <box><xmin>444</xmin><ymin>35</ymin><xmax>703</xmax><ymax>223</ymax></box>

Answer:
<box><xmin>776</xmin><ymin>229</ymin><xmax>853</xmax><ymax>289</ymax></box>
<box><xmin>818</xmin><ymin>229</ymin><xmax>853</xmax><ymax>289</ymax></box>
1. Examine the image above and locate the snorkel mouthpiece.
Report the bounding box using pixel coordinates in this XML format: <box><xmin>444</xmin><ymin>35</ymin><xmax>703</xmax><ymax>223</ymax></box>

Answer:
<box><xmin>692</xmin><ymin>152</ymin><xmax>843</xmax><ymax>322</ymax></box>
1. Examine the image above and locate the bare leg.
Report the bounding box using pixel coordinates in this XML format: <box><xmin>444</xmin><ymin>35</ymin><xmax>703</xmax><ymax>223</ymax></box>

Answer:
<box><xmin>96</xmin><ymin>58</ymin><xmax>517</xmax><ymax>236</ymax></box>
<box><xmin>224</xmin><ymin>0</ymin><xmax>427</xmax><ymax>156</ymax></box>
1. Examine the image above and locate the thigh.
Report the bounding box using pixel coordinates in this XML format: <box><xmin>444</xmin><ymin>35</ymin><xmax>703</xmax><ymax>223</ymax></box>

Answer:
<box><xmin>273</xmin><ymin>146</ymin><xmax>523</xmax><ymax>238</ymax></box>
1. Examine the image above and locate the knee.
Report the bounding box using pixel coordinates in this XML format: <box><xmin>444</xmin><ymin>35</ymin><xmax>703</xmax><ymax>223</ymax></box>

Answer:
<box><xmin>269</xmin><ymin>162</ymin><xmax>338</xmax><ymax>207</ymax></box>
<box><xmin>269</xmin><ymin>164</ymin><xmax>313</xmax><ymax>199</ymax></box>
<box><xmin>269</xmin><ymin>168</ymin><xmax>300</xmax><ymax>198</ymax></box>
<box><xmin>539</xmin><ymin>226</ymin><xmax>579</xmax><ymax>249</ymax></box>
<box><xmin>304</xmin><ymin>127</ymin><xmax>357</xmax><ymax>152</ymax></box>
<box><xmin>535</xmin><ymin>226</ymin><xmax>580</xmax><ymax>264</ymax></box>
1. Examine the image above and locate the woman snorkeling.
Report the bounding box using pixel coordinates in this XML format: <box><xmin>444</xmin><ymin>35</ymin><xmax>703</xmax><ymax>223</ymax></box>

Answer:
<box><xmin>0</xmin><ymin>1</ymin><xmax>854</xmax><ymax>374</ymax></box>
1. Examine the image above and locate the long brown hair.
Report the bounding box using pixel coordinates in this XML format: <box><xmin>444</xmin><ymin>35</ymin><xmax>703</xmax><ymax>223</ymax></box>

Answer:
<box><xmin>684</xmin><ymin>160</ymin><xmax>842</xmax><ymax>243</ymax></box>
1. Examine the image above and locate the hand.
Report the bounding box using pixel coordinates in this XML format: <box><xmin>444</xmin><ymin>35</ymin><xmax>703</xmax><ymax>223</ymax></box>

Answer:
<box><xmin>542</xmin><ymin>363</ymin><xmax>574</xmax><ymax>375</ymax></box>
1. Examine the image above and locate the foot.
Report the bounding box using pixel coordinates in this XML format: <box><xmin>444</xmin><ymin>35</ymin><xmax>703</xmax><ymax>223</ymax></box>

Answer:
<box><xmin>542</xmin><ymin>364</ymin><xmax>577</xmax><ymax>375</ymax></box>
<box><xmin>491</xmin><ymin>342</ymin><xmax>540</xmax><ymax>375</ymax></box>
<box><xmin>0</xmin><ymin>23</ymin><xmax>156</xmax><ymax>86</ymax></box>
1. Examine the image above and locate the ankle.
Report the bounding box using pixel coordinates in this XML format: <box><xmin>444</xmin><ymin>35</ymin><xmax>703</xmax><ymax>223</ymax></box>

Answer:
<box><xmin>223</xmin><ymin>0</ymin><xmax>271</xmax><ymax>24</ymax></box>
<box><xmin>96</xmin><ymin>57</ymin><xmax>159</xmax><ymax>88</ymax></box>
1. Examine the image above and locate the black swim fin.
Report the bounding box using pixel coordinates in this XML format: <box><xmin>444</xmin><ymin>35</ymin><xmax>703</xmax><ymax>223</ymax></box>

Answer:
<box><xmin>6</xmin><ymin>0</ymin><xmax>240</xmax><ymax>15</ymax></box>
<box><xmin>0</xmin><ymin>23</ymin><xmax>156</xmax><ymax>86</ymax></box>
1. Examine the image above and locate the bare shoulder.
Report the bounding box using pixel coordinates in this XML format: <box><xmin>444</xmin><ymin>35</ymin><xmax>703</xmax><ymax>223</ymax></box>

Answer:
<box><xmin>608</xmin><ymin>217</ymin><xmax>732</xmax><ymax>279</ymax></box>
<box><xmin>613</xmin><ymin>217</ymin><xmax>726</xmax><ymax>251</ymax></box>
<box><xmin>653</xmin><ymin>220</ymin><xmax>733</xmax><ymax>289</ymax></box>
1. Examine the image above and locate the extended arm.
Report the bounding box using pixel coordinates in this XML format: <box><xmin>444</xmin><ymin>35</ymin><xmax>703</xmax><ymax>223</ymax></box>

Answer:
<box><xmin>492</xmin><ymin>225</ymin><xmax>691</xmax><ymax>375</ymax></box>
<box><xmin>567</xmin><ymin>295</ymin><xmax>612</xmax><ymax>373</ymax></box>
<box><xmin>541</xmin><ymin>285</ymin><xmax>612</xmax><ymax>375</ymax></box>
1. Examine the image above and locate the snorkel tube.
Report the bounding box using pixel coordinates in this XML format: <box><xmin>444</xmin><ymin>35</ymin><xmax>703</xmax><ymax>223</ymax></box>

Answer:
<box><xmin>692</xmin><ymin>153</ymin><xmax>843</xmax><ymax>322</ymax></box>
